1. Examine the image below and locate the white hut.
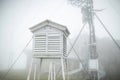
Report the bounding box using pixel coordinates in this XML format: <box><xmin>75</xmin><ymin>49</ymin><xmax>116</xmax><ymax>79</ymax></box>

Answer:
<box><xmin>30</xmin><ymin>20</ymin><xmax>70</xmax><ymax>58</ymax></box>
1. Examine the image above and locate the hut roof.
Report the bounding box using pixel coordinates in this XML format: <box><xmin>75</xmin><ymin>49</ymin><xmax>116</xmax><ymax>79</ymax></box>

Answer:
<box><xmin>29</xmin><ymin>20</ymin><xmax>70</xmax><ymax>37</ymax></box>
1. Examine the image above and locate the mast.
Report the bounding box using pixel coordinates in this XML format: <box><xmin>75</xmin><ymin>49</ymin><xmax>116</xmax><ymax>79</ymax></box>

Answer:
<box><xmin>81</xmin><ymin>0</ymin><xmax>98</xmax><ymax>80</ymax></box>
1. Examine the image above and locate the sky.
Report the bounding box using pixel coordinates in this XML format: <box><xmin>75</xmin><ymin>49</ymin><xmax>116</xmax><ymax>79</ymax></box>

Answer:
<box><xmin>0</xmin><ymin>0</ymin><xmax>120</xmax><ymax>69</ymax></box>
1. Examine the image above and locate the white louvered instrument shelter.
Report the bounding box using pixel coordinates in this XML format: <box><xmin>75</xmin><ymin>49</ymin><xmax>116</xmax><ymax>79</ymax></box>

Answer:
<box><xmin>30</xmin><ymin>20</ymin><xmax>70</xmax><ymax>58</ymax></box>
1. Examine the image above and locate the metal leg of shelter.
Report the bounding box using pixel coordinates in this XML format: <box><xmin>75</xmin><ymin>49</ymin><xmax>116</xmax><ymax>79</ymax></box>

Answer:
<box><xmin>65</xmin><ymin>58</ymin><xmax>69</xmax><ymax>80</ymax></box>
<box><xmin>38</xmin><ymin>59</ymin><xmax>42</xmax><ymax>80</ymax></box>
<box><xmin>61</xmin><ymin>57</ymin><xmax>65</xmax><ymax>80</ymax></box>
<box><xmin>50</xmin><ymin>63</ymin><xmax>53</xmax><ymax>80</ymax></box>
<box><xmin>53</xmin><ymin>64</ymin><xmax>56</xmax><ymax>80</ymax></box>
<box><xmin>36</xmin><ymin>60</ymin><xmax>39</xmax><ymax>80</ymax></box>
<box><xmin>48</xmin><ymin>62</ymin><xmax>56</xmax><ymax>80</ymax></box>
<box><xmin>27</xmin><ymin>59</ymin><xmax>33</xmax><ymax>80</ymax></box>
<box><xmin>34</xmin><ymin>64</ymin><xmax>37</xmax><ymax>80</ymax></box>
<box><xmin>48</xmin><ymin>63</ymin><xmax>52</xmax><ymax>80</ymax></box>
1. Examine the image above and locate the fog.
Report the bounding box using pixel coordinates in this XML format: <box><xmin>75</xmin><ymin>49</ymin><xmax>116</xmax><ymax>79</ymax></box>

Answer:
<box><xmin>0</xmin><ymin>0</ymin><xmax>120</xmax><ymax>80</ymax></box>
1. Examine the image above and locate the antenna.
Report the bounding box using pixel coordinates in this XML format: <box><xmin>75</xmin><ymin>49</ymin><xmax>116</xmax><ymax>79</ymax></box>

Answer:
<box><xmin>69</xmin><ymin>0</ymin><xmax>99</xmax><ymax>80</ymax></box>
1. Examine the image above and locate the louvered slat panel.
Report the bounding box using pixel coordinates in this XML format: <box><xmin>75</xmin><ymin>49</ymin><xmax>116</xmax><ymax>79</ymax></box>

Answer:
<box><xmin>48</xmin><ymin>46</ymin><xmax>60</xmax><ymax>50</ymax></box>
<box><xmin>34</xmin><ymin>33</ymin><xmax>46</xmax><ymax>53</ymax></box>
<box><xmin>48</xmin><ymin>50</ymin><xmax>60</xmax><ymax>52</ymax></box>
<box><xmin>48</xmin><ymin>33</ymin><xmax>61</xmax><ymax>54</ymax></box>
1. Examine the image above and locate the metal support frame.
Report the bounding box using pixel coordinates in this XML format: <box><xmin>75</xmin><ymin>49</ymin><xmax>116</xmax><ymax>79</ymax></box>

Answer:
<box><xmin>65</xmin><ymin>58</ymin><xmax>69</xmax><ymax>80</ymax></box>
<box><xmin>69</xmin><ymin>0</ymin><xmax>99</xmax><ymax>80</ymax></box>
<box><xmin>37</xmin><ymin>59</ymin><xmax>42</xmax><ymax>80</ymax></box>
<box><xmin>61</xmin><ymin>57</ymin><xmax>66</xmax><ymax>80</ymax></box>
<box><xmin>83</xmin><ymin>0</ymin><xmax>98</xmax><ymax>80</ymax></box>
<box><xmin>48</xmin><ymin>62</ymin><xmax>56</xmax><ymax>80</ymax></box>
<box><xmin>26</xmin><ymin>58</ymin><xmax>43</xmax><ymax>80</ymax></box>
<box><xmin>27</xmin><ymin>57</ymin><xmax>68</xmax><ymax>80</ymax></box>
<box><xmin>27</xmin><ymin>59</ymin><xmax>33</xmax><ymax>80</ymax></box>
<box><xmin>34</xmin><ymin>64</ymin><xmax>37</xmax><ymax>80</ymax></box>
<box><xmin>53</xmin><ymin>64</ymin><xmax>56</xmax><ymax>80</ymax></box>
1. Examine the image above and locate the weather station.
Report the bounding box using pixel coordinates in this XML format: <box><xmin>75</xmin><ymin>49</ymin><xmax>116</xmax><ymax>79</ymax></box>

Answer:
<box><xmin>27</xmin><ymin>20</ymin><xmax>70</xmax><ymax>80</ymax></box>
<box><xmin>1</xmin><ymin>0</ymin><xmax>120</xmax><ymax>80</ymax></box>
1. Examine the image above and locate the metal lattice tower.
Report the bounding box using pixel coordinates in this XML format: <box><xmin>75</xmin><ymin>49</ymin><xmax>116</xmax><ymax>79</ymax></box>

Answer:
<box><xmin>82</xmin><ymin>0</ymin><xmax>98</xmax><ymax>80</ymax></box>
<box><xmin>69</xmin><ymin>0</ymin><xmax>99</xmax><ymax>80</ymax></box>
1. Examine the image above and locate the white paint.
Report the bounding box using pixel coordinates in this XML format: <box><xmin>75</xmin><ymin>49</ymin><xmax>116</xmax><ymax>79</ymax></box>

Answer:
<box><xmin>89</xmin><ymin>59</ymin><xmax>98</xmax><ymax>70</ymax></box>
<box><xmin>30</xmin><ymin>20</ymin><xmax>69</xmax><ymax>58</ymax></box>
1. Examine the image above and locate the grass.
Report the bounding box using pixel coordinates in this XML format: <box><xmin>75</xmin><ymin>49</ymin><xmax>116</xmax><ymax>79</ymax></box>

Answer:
<box><xmin>0</xmin><ymin>69</ymin><xmax>86</xmax><ymax>80</ymax></box>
